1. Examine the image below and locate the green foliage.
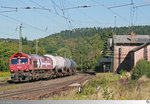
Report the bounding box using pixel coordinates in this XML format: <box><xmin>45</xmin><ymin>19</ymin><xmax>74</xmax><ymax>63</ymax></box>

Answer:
<box><xmin>40</xmin><ymin>34</ymin><xmax>104</xmax><ymax>72</ymax></box>
<box><xmin>0</xmin><ymin>85</ymin><xmax>18</xmax><ymax>91</ymax></box>
<box><xmin>80</xmin><ymin>77</ymin><xmax>109</xmax><ymax>96</ymax></box>
<box><xmin>131</xmin><ymin>59</ymin><xmax>150</xmax><ymax>80</ymax></box>
<box><xmin>119</xmin><ymin>69</ymin><xmax>128</xmax><ymax>75</ymax></box>
<box><xmin>126</xmin><ymin>80</ymin><xmax>136</xmax><ymax>87</ymax></box>
<box><xmin>2</xmin><ymin>25</ymin><xmax>150</xmax><ymax>72</ymax></box>
<box><xmin>0</xmin><ymin>38</ymin><xmax>45</xmax><ymax>72</ymax></box>
<box><xmin>102</xmin><ymin>87</ymin><xmax>114</xmax><ymax>100</ymax></box>
<box><xmin>47</xmin><ymin>26</ymin><xmax>150</xmax><ymax>39</ymax></box>
<box><xmin>0</xmin><ymin>72</ymin><xmax>10</xmax><ymax>77</ymax></box>
<box><xmin>0</xmin><ymin>42</ymin><xmax>18</xmax><ymax>72</ymax></box>
<box><xmin>0</xmin><ymin>72</ymin><xmax>10</xmax><ymax>80</ymax></box>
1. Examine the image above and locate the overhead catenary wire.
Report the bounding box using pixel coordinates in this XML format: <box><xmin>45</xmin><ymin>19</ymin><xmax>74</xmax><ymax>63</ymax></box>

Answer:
<box><xmin>90</xmin><ymin>0</ymin><xmax>129</xmax><ymax>24</ymax></box>
<box><xmin>0</xmin><ymin>14</ymin><xmax>51</xmax><ymax>34</ymax></box>
<box><xmin>61</xmin><ymin>2</ymin><xmax>112</xmax><ymax>26</ymax></box>
<box><xmin>29</xmin><ymin>0</ymin><xmax>85</xmax><ymax>36</ymax></box>
<box><xmin>1</xmin><ymin>6</ymin><xmax>51</xmax><ymax>11</ymax></box>
<box><xmin>16</xmin><ymin>0</ymin><xmax>69</xmax><ymax>29</ymax></box>
<box><xmin>29</xmin><ymin>0</ymin><xmax>84</xmax><ymax>27</ymax></box>
<box><xmin>74</xmin><ymin>8</ymin><xmax>111</xmax><ymax>25</ymax></box>
<box><xmin>133</xmin><ymin>6</ymin><xmax>150</xmax><ymax>25</ymax></box>
<box><xmin>108</xmin><ymin>3</ymin><xmax>133</xmax><ymax>9</ymax></box>
<box><xmin>51</xmin><ymin>0</ymin><xmax>59</xmax><ymax>15</ymax></box>
<box><xmin>29</xmin><ymin>0</ymin><xmax>49</xmax><ymax>10</ymax></box>
<box><xmin>134</xmin><ymin>3</ymin><xmax>150</xmax><ymax>8</ymax></box>
<box><xmin>0</xmin><ymin>0</ymin><xmax>83</xmax><ymax>33</ymax></box>
<box><xmin>1</xmin><ymin>0</ymin><xmax>150</xmax><ymax>40</ymax></box>
<box><xmin>50</xmin><ymin>0</ymin><xmax>74</xmax><ymax>29</ymax></box>
<box><xmin>0</xmin><ymin>10</ymin><xmax>17</xmax><ymax>13</ymax></box>
<box><xmin>129</xmin><ymin>0</ymin><xmax>136</xmax><ymax>32</ymax></box>
<box><xmin>30</xmin><ymin>0</ymin><xmax>89</xmax><ymax>27</ymax></box>
<box><xmin>59</xmin><ymin>0</ymin><xmax>73</xmax><ymax>38</ymax></box>
<box><xmin>0</xmin><ymin>32</ymin><xmax>17</xmax><ymax>38</ymax></box>
<box><xmin>61</xmin><ymin>5</ymin><xmax>91</xmax><ymax>10</ymax></box>
<box><xmin>132</xmin><ymin>2</ymin><xmax>150</xmax><ymax>26</ymax></box>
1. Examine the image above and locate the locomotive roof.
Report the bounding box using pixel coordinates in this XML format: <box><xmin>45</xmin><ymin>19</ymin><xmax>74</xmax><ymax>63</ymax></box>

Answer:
<box><xmin>24</xmin><ymin>53</ymin><xmax>48</xmax><ymax>58</ymax></box>
<box><xmin>10</xmin><ymin>52</ymin><xmax>48</xmax><ymax>59</ymax></box>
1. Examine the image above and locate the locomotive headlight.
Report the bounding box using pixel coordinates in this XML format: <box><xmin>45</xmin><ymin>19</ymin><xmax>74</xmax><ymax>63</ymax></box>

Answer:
<box><xmin>10</xmin><ymin>69</ymin><xmax>14</xmax><ymax>72</ymax></box>
<box><xmin>25</xmin><ymin>68</ymin><xmax>29</xmax><ymax>71</ymax></box>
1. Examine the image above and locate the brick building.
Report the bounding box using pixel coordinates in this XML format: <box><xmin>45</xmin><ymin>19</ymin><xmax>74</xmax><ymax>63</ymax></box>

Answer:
<box><xmin>110</xmin><ymin>33</ymin><xmax>150</xmax><ymax>72</ymax></box>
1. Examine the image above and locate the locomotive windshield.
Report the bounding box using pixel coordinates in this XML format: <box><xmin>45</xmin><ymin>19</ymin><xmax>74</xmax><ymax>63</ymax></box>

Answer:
<box><xmin>20</xmin><ymin>58</ymin><xmax>28</xmax><ymax>64</ymax></box>
<box><xmin>11</xmin><ymin>59</ymin><xmax>18</xmax><ymax>65</ymax></box>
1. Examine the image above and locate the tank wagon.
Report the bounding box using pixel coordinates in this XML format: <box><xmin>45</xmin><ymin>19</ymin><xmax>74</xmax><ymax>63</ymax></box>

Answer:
<box><xmin>9</xmin><ymin>52</ymin><xmax>76</xmax><ymax>82</ymax></box>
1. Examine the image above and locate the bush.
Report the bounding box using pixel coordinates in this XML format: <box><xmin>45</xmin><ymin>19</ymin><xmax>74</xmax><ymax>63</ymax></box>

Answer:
<box><xmin>0</xmin><ymin>72</ymin><xmax>10</xmax><ymax>77</ymax></box>
<box><xmin>119</xmin><ymin>69</ymin><xmax>127</xmax><ymax>75</ymax></box>
<box><xmin>131</xmin><ymin>59</ymin><xmax>150</xmax><ymax>80</ymax></box>
<box><xmin>80</xmin><ymin>77</ymin><xmax>109</xmax><ymax>96</ymax></box>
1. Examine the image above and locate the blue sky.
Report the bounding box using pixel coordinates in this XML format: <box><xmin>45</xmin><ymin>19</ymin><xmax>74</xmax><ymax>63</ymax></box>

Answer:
<box><xmin>0</xmin><ymin>0</ymin><xmax>150</xmax><ymax>40</ymax></box>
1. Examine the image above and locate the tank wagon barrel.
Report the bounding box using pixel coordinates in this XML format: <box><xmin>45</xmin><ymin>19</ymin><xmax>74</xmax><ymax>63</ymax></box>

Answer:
<box><xmin>69</xmin><ymin>59</ymin><xmax>77</xmax><ymax>73</ymax></box>
<box><xmin>64</xmin><ymin>58</ymin><xmax>71</xmax><ymax>69</ymax></box>
<box><xmin>44</xmin><ymin>54</ymin><xmax>57</xmax><ymax>69</ymax></box>
<box><xmin>9</xmin><ymin>52</ymin><xmax>76</xmax><ymax>82</ymax></box>
<box><xmin>44</xmin><ymin>55</ymin><xmax>76</xmax><ymax>76</ymax></box>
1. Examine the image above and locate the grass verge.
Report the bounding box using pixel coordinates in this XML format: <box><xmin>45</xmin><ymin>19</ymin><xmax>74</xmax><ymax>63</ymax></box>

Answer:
<box><xmin>0</xmin><ymin>85</ymin><xmax>18</xmax><ymax>91</ymax></box>
<box><xmin>0</xmin><ymin>72</ymin><xmax>10</xmax><ymax>80</ymax></box>
<box><xmin>45</xmin><ymin>73</ymin><xmax>150</xmax><ymax>100</ymax></box>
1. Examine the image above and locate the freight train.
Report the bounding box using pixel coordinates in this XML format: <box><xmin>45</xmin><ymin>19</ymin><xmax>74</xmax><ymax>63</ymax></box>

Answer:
<box><xmin>9</xmin><ymin>52</ymin><xmax>76</xmax><ymax>82</ymax></box>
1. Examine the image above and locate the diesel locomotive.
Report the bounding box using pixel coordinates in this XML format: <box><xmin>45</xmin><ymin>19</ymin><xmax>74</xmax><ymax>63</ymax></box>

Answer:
<box><xmin>9</xmin><ymin>52</ymin><xmax>76</xmax><ymax>82</ymax></box>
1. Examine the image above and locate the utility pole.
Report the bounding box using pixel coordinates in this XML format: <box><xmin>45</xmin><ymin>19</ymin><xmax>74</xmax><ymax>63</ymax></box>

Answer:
<box><xmin>81</xmin><ymin>55</ymin><xmax>82</xmax><ymax>72</ymax></box>
<box><xmin>36</xmin><ymin>39</ymin><xmax>39</xmax><ymax>55</ymax></box>
<box><xmin>115</xmin><ymin>16</ymin><xmax>117</xmax><ymax>35</ymax></box>
<box><xmin>19</xmin><ymin>24</ymin><xmax>23</xmax><ymax>53</ymax></box>
<box><xmin>64</xmin><ymin>51</ymin><xmax>66</xmax><ymax>57</ymax></box>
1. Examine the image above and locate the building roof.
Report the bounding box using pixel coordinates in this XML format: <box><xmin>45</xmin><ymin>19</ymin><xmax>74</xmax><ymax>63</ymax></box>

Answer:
<box><xmin>113</xmin><ymin>35</ymin><xmax>150</xmax><ymax>44</ymax></box>
<box><xmin>130</xmin><ymin>42</ymin><xmax>150</xmax><ymax>52</ymax></box>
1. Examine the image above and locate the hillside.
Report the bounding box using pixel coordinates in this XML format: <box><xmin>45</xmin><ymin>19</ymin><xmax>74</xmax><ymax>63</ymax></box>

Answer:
<box><xmin>40</xmin><ymin>25</ymin><xmax>150</xmax><ymax>71</ymax></box>
<box><xmin>46</xmin><ymin>25</ymin><xmax>150</xmax><ymax>39</ymax></box>
<box><xmin>1</xmin><ymin>25</ymin><xmax>150</xmax><ymax>72</ymax></box>
<box><xmin>0</xmin><ymin>38</ymin><xmax>18</xmax><ymax>43</ymax></box>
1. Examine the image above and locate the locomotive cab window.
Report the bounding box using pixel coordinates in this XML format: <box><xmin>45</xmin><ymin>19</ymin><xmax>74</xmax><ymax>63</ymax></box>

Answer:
<box><xmin>11</xmin><ymin>59</ymin><xmax>18</xmax><ymax>65</ymax></box>
<box><xmin>20</xmin><ymin>58</ymin><xmax>28</xmax><ymax>64</ymax></box>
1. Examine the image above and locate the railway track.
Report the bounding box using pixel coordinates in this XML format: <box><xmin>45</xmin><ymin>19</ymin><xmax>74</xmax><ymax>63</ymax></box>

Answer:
<box><xmin>0</xmin><ymin>73</ymin><xmax>92</xmax><ymax>100</ymax></box>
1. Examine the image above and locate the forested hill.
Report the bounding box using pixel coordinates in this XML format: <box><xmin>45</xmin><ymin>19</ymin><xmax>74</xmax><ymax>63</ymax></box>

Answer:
<box><xmin>1</xmin><ymin>25</ymin><xmax>150</xmax><ymax>72</ymax></box>
<box><xmin>46</xmin><ymin>25</ymin><xmax>150</xmax><ymax>39</ymax></box>
<box><xmin>0</xmin><ymin>38</ymin><xmax>18</xmax><ymax>43</ymax></box>
<box><xmin>39</xmin><ymin>25</ymin><xmax>150</xmax><ymax>72</ymax></box>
